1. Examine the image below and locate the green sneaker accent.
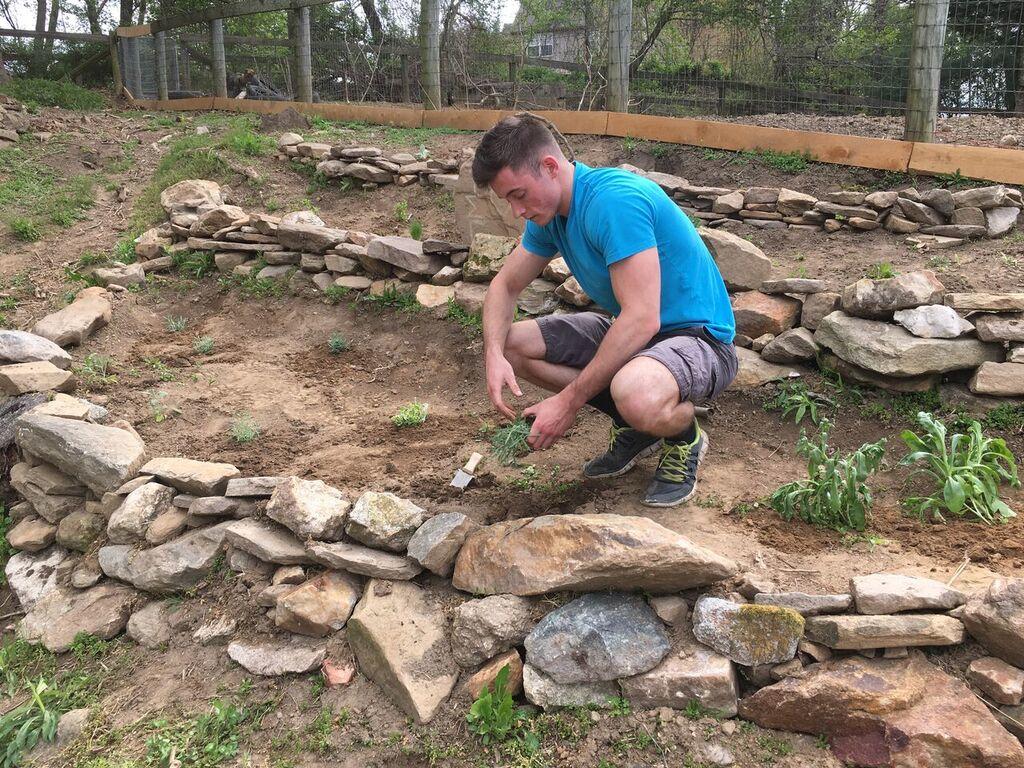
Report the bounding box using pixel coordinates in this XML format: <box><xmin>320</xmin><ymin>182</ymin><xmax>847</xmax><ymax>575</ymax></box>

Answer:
<box><xmin>642</xmin><ymin>425</ymin><xmax>708</xmax><ymax>508</ymax></box>
<box><xmin>583</xmin><ymin>424</ymin><xmax>662</xmax><ymax>479</ymax></box>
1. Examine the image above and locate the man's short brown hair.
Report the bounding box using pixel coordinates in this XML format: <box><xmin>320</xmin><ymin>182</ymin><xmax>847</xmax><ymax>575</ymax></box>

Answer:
<box><xmin>471</xmin><ymin>114</ymin><xmax>561</xmax><ymax>187</ymax></box>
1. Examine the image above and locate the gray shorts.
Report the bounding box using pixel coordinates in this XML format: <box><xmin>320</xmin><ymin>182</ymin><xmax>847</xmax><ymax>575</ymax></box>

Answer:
<box><xmin>535</xmin><ymin>312</ymin><xmax>738</xmax><ymax>405</ymax></box>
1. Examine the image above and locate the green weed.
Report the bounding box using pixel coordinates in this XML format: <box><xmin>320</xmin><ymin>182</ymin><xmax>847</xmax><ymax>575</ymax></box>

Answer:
<box><xmin>361</xmin><ymin>285</ymin><xmax>419</xmax><ymax>312</ymax></box>
<box><xmin>445</xmin><ymin>298</ymin><xmax>482</xmax><ymax>336</ymax></box>
<box><xmin>323</xmin><ymin>284</ymin><xmax>350</xmax><ymax>305</ymax></box>
<box><xmin>148</xmin><ymin>390</ymin><xmax>178</xmax><ymax>423</ymax></box>
<box><xmin>409</xmin><ymin>219</ymin><xmax>424</xmax><ymax>240</ymax></box>
<box><xmin>764</xmin><ymin>381</ymin><xmax>833</xmax><ymax>425</ymax></box>
<box><xmin>193</xmin><ymin>336</ymin><xmax>215</xmax><ymax>354</ymax></box>
<box><xmin>172</xmin><ymin>250</ymin><xmax>216</xmax><ymax>279</ymax></box>
<box><xmin>392</xmin><ymin>401</ymin><xmax>428</xmax><ymax>428</ymax></box>
<box><xmin>466</xmin><ymin>665</ymin><xmax>529</xmax><ymax>746</ymax></box>
<box><xmin>76</xmin><ymin>353</ymin><xmax>117</xmax><ymax>386</ymax></box>
<box><xmin>229</xmin><ymin>412</ymin><xmax>260</xmax><ymax>443</ymax></box>
<box><xmin>220</xmin><ymin>260</ymin><xmax>286</xmax><ymax>299</ymax></box>
<box><xmin>900</xmin><ymin>411</ymin><xmax>1019</xmax><ymax>524</ymax></box>
<box><xmin>143</xmin><ymin>357</ymin><xmax>176</xmax><ymax>382</ymax></box>
<box><xmin>747</xmin><ymin>148</ymin><xmax>811</xmax><ymax>173</ymax></box>
<box><xmin>770</xmin><ymin>420</ymin><xmax>886</xmax><ymax>532</ymax></box>
<box><xmin>328</xmin><ymin>332</ymin><xmax>349</xmax><ymax>354</ymax></box>
<box><xmin>145</xmin><ymin>700</ymin><xmax>262</xmax><ymax>768</ymax></box>
<box><xmin>9</xmin><ymin>217</ymin><xmax>40</xmax><ymax>241</ymax></box>
<box><xmin>393</xmin><ymin>200</ymin><xmax>410</xmax><ymax>222</ymax></box>
<box><xmin>165</xmin><ymin>315</ymin><xmax>187</xmax><ymax>333</ymax></box>
<box><xmin>222</xmin><ymin>125</ymin><xmax>275</xmax><ymax>157</ymax></box>
<box><xmin>865</xmin><ymin>262</ymin><xmax>897</xmax><ymax>279</ymax></box>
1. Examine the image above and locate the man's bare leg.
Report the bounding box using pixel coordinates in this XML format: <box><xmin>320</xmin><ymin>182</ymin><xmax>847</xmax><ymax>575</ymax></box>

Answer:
<box><xmin>503</xmin><ymin>320</ymin><xmax>581</xmax><ymax>393</ymax></box>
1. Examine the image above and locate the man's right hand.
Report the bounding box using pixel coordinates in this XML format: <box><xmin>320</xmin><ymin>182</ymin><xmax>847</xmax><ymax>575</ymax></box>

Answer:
<box><xmin>486</xmin><ymin>353</ymin><xmax>523</xmax><ymax>420</ymax></box>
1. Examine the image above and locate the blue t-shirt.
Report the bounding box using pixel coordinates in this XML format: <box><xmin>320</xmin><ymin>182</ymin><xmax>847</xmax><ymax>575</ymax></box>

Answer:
<box><xmin>522</xmin><ymin>162</ymin><xmax>735</xmax><ymax>344</ymax></box>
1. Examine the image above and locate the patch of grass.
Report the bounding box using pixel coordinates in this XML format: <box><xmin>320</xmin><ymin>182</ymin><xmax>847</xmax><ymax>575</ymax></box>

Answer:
<box><xmin>328</xmin><ymin>332</ymin><xmax>349</xmax><ymax>354</ymax></box>
<box><xmin>112</xmin><ymin>235</ymin><xmax>138</xmax><ymax>264</ymax></box>
<box><xmin>409</xmin><ymin>219</ymin><xmax>424</xmax><ymax>240</ymax></box>
<box><xmin>69</xmin><ymin>633</ymin><xmax>113</xmax><ymax>663</ymax></box>
<box><xmin>9</xmin><ymin>216</ymin><xmax>41</xmax><ymax>241</ymax></box>
<box><xmin>746</xmin><ymin>148</ymin><xmax>812</xmax><ymax>173</ymax></box>
<box><xmin>392</xmin><ymin>401</ymin><xmax>428</xmax><ymax>428</ymax></box>
<box><xmin>222</xmin><ymin>124</ymin><xmax>275</xmax><ymax>157</ymax></box>
<box><xmin>220</xmin><ymin>260</ymin><xmax>286</xmax><ymax>299</ymax></box>
<box><xmin>229</xmin><ymin>412</ymin><xmax>260</xmax><ymax>443</ymax></box>
<box><xmin>361</xmin><ymin>285</ymin><xmax>419</xmax><ymax>313</ymax></box>
<box><xmin>145</xmin><ymin>700</ymin><xmax>264</xmax><ymax>768</ymax></box>
<box><xmin>172</xmin><ymin>250</ymin><xmax>216</xmax><ymax>279</ymax></box>
<box><xmin>607</xmin><ymin>697</ymin><xmax>631</xmax><ymax>717</ymax></box>
<box><xmin>445</xmin><ymin>298</ymin><xmax>482</xmax><ymax>336</ymax></box>
<box><xmin>193</xmin><ymin>335</ymin><xmax>215</xmax><ymax>354</ymax></box>
<box><xmin>323</xmin><ymin>284</ymin><xmax>350</xmax><ymax>304</ymax></box>
<box><xmin>132</xmin><ymin>134</ymin><xmax>232</xmax><ymax>229</ymax></box>
<box><xmin>0</xmin><ymin>79</ymin><xmax>104</xmax><ymax>110</ymax></box>
<box><xmin>758</xmin><ymin>734</ymin><xmax>795</xmax><ymax>763</ymax></box>
<box><xmin>491</xmin><ymin>418</ymin><xmax>532</xmax><ymax>465</ymax></box>
<box><xmin>982</xmin><ymin>403</ymin><xmax>1024</xmax><ymax>433</ymax></box>
<box><xmin>75</xmin><ymin>353</ymin><xmax>117</xmax><ymax>386</ymax></box>
<box><xmin>900</xmin><ymin>411</ymin><xmax>1019</xmax><ymax>524</ymax></box>
<box><xmin>770</xmin><ymin>419</ymin><xmax>886</xmax><ymax>532</ymax></box>
<box><xmin>865</xmin><ymin>261</ymin><xmax>897</xmax><ymax>279</ymax></box>
<box><xmin>306</xmin><ymin>707</ymin><xmax>335</xmax><ymax>754</ymax></box>
<box><xmin>165</xmin><ymin>315</ymin><xmax>187</xmax><ymax>333</ymax></box>
<box><xmin>0</xmin><ymin>503</ymin><xmax>12</xmax><ymax>587</ymax></box>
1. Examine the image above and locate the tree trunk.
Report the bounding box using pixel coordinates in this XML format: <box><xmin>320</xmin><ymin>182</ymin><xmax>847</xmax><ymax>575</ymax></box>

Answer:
<box><xmin>32</xmin><ymin>0</ymin><xmax>47</xmax><ymax>75</ymax></box>
<box><xmin>419</xmin><ymin>0</ymin><xmax>440</xmax><ymax>109</ymax></box>
<box><xmin>630</xmin><ymin>0</ymin><xmax>677</xmax><ymax>75</ymax></box>
<box><xmin>119</xmin><ymin>0</ymin><xmax>132</xmax><ymax>27</ymax></box>
<box><xmin>359</xmin><ymin>0</ymin><xmax>384</xmax><ymax>44</ymax></box>
<box><xmin>84</xmin><ymin>0</ymin><xmax>102</xmax><ymax>34</ymax></box>
<box><xmin>136</xmin><ymin>0</ymin><xmax>145</xmax><ymax>25</ymax></box>
<box><xmin>44</xmin><ymin>0</ymin><xmax>60</xmax><ymax>60</ymax></box>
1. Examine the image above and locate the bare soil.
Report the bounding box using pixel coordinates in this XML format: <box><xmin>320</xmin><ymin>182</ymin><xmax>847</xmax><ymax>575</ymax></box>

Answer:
<box><xmin>2</xmin><ymin>105</ymin><xmax>1023</xmax><ymax>768</ymax></box>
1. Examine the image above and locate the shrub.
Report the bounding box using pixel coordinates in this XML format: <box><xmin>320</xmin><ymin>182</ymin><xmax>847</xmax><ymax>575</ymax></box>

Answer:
<box><xmin>491</xmin><ymin>418</ymin><xmax>532</xmax><ymax>465</ymax></box>
<box><xmin>770</xmin><ymin>420</ymin><xmax>886</xmax><ymax>531</ymax></box>
<box><xmin>328</xmin><ymin>332</ymin><xmax>349</xmax><ymax>354</ymax></box>
<box><xmin>193</xmin><ymin>336</ymin><xmax>215</xmax><ymax>354</ymax></box>
<box><xmin>229</xmin><ymin>412</ymin><xmax>260</xmax><ymax>443</ymax></box>
<box><xmin>392</xmin><ymin>401</ymin><xmax>428</xmax><ymax>428</ymax></box>
<box><xmin>900</xmin><ymin>411</ymin><xmax>1019</xmax><ymax>524</ymax></box>
<box><xmin>9</xmin><ymin>217</ymin><xmax>40</xmax><ymax>242</ymax></box>
<box><xmin>409</xmin><ymin>219</ymin><xmax>424</xmax><ymax>240</ymax></box>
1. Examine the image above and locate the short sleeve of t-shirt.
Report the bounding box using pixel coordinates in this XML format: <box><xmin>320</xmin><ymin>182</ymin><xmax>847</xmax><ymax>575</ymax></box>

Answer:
<box><xmin>522</xmin><ymin>220</ymin><xmax>558</xmax><ymax>258</ymax></box>
<box><xmin>584</xmin><ymin>185</ymin><xmax>658</xmax><ymax>266</ymax></box>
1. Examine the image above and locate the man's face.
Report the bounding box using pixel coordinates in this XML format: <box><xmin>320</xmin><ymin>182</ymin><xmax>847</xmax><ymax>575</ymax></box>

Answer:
<box><xmin>491</xmin><ymin>157</ymin><xmax>561</xmax><ymax>226</ymax></box>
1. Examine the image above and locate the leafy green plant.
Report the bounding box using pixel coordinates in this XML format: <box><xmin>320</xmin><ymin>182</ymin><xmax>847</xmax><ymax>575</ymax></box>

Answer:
<box><xmin>361</xmin><ymin>285</ymin><xmax>419</xmax><ymax>312</ymax></box>
<box><xmin>770</xmin><ymin>420</ymin><xmax>886</xmax><ymax>531</ymax></box>
<box><xmin>76</xmin><ymin>353</ymin><xmax>117</xmax><ymax>386</ymax></box>
<box><xmin>9</xmin><ymin>217</ymin><xmax>40</xmax><ymax>242</ymax></box>
<box><xmin>323</xmin><ymin>284</ymin><xmax>350</xmax><ymax>304</ymax></box>
<box><xmin>621</xmin><ymin>136</ymin><xmax>638</xmax><ymax>152</ymax></box>
<box><xmin>764</xmin><ymin>381</ymin><xmax>833</xmax><ymax>425</ymax></box>
<box><xmin>328</xmin><ymin>332</ymin><xmax>349</xmax><ymax>354</ymax></box>
<box><xmin>172</xmin><ymin>250</ymin><xmax>216</xmax><ymax>279</ymax></box>
<box><xmin>229</xmin><ymin>412</ymin><xmax>260</xmax><ymax>443</ymax></box>
<box><xmin>392</xmin><ymin>401</ymin><xmax>428</xmax><ymax>428</ymax></box>
<box><xmin>466</xmin><ymin>665</ymin><xmax>528</xmax><ymax>746</ymax></box>
<box><xmin>148</xmin><ymin>390</ymin><xmax>179</xmax><ymax>423</ymax></box>
<box><xmin>165</xmin><ymin>315</ymin><xmax>187</xmax><ymax>333</ymax></box>
<box><xmin>865</xmin><ymin>262</ymin><xmax>896</xmax><ymax>279</ymax></box>
<box><xmin>222</xmin><ymin>125</ymin><xmax>275</xmax><ymax>157</ymax></box>
<box><xmin>749</xmin><ymin>148</ymin><xmax>811</xmax><ymax>173</ymax></box>
<box><xmin>393</xmin><ymin>200</ymin><xmax>410</xmax><ymax>222</ymax></box>
<box><xmin>446</xmin><ymin>298</ymin><xmax>482</xmax><ymax>335</ymax></box>
<box><xmin>409</xmin><ymin>219</ymin><xmax>424</xmax><ymax>240</ymax></box>
<box><xmin>144</xmin><ymin>357</ymin><xmax>176</xmax><ymax>382</ymax></box>
<box><xmin>899</xmin><ymin>411</ymin><xmax>1019</xmax><ymax>524</ymax></box>
<box><xmin>193</xmin><ymin>335</ymin><xmax>215</xmax><ymax>354</ymax></box>
<box><xmin>491</xmin><ymin>418</ymin><xmax>532</xmax><ymax>465</ymax></box>
<box><xmin>0</xmin><ymin>679</ymin><xmax>60</xmax><ymax>768</ymax></box>
<box><xmin>145</xmin><ymin>700</ymin><xmax>254</xmax><ymax>768</ymax></box>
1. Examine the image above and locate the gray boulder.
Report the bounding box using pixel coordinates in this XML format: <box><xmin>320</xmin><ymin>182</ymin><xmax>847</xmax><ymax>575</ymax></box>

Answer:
<box><xmin>0</xmin><ymin>330</ymin><xmax>72</xmax><ymax>369</ymax></box>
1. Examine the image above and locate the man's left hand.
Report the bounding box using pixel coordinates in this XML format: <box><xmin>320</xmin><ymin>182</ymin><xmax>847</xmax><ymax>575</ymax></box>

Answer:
<box><xmin>523</xmin><ymin>392</ymin><xmax>580</xmax><ymax>450</ymax></box>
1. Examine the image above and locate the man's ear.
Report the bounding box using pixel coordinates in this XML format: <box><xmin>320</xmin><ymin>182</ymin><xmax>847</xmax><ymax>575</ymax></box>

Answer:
<box><xmin>538</xmin><ymin>154</ymin><xmax>559</xmax><ymax>177</ymax></box>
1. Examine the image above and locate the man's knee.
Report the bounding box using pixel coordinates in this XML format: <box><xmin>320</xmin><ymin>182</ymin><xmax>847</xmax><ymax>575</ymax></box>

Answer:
<box><xmin>505</xmin><ymin>320</ymin><xmax>546</xmax><ymax>369</ymax></box>
<box><xmin>611</xmin><ymin>358</ymin><xmax>682</xmax><ymax>433</ymax></box>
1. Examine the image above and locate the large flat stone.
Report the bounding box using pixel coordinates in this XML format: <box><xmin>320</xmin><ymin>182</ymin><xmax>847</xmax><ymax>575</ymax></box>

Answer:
<box><xmin>347</xmin><ymin>580</ymin><xmax>459</xmax><ymax>723</ymax></box>
<box><xmin>850</xmin><ymin>573</ymin><xmax>966</xmax><ymax>615</ymax></box>
<box><xmin>18</xmin><ymin>583</ymin><xmax>136</xmax><ymax>653</ymax></box>
<box><xmin>305</xmin><ymin>540</ymin><xmax>421</xmax><ymax>579</ymax></box>
<box><xmin>31</xmin><ymin>287</ymin><xmax>111</xmax><ymax>347</ymax></box>
<box><xmin>738</xmin><ymin>652</ymin><xmax>1024</xmax><ymax>768</ymax></box>
<box><xmin>945</xmin><ymin>293</ymin><xmax>1024</xmax><ymax>312</ymax></box>
<box><xmin>139</xmin><ymin>457</ymin><xmax>240</xmax><ymax>496</ymax></box>
<box><xmin>451</xmin><ymin>514</ymin><xmax>737</xmax><ymax>596</ymax></box>
<box><xmin>970</xmin><ymin>362</ymin><xmax>1024</xmax><ymax>396</ymax></box>
<box><xmin>275</xmin><ymin>221</ymin><xmax>347</xmax><ymax>254</ymax></box>
<box><xmin>753</xmin><ymin>592</ymin><xmax>853</xmax><ymax>616</ymax></box>
<box><xmin>523</xmin><ymin>664</ymin><xmax>618</xmax><ymax>710</ymax></box>
<box><xmin>815</xmin><ymin>311</ymin><xmax>1002</xmax><ymax>377</ymax></box>
<box><xmin>727</xmin><ymin>347</ymin><xmax>800</xmax><ymax>390</ymax></box>
<box><xmin>698</xmin><ymin>228</ymin><xmax>772</xmax><ymax>291</ymax></box>
<box><xmin>893</xmin><ymin>305</ymin><xmax>973</xmax><ymax>339</ymax></box>
<box><xmin>15</xmin><ymin>414</ymin><xmax>147</xmax><ymax>495</ymax></box>
<box><xmin>969</xmin><ymin>657</ymin><xmax>1024</xmax><ymax>706</ymax></box>
<box><xmin>975</xmin><ymin>313</ymin><xmax>1024</xmax><ymax>343</ymax></box>
<box><xmin>619</xmin><ymin>630</ymin><xmax>738</xmax><ymax>715</ymax></box>
<box><xmin>5</xmin><ymin>546</ymin><xmax>67</xmax><ymax>609</ymax></box>
<box><xmin>0</xmin><ymin>361</ymin><xmax>74</xmax><ymax>395</ymax></box>
<box><xmin>961</xmin><ymin>578</ymin><xmax>1024</xmax><ymax>667</ymax></box>
<box><xmin>99</xmin><ymin>522</ymin><xmax>232</xmax><ymax>593</ymax></box>
<box><xmin>804</xmin><ymin>614</ymin><xmax>965</xmax><ymax>649</ymax></box>
<box><xmin>731</xmin><ymin>291</ymin><xmax>801</xmax><ymax>338</ymax></box>
<box><xmin>366</xmin><ymin>235</ymin><xmax>446</xmax><ymax>276</ymax></box>
<box><xmin>275</xmin><ymin>571</ymin><xmax>362</xmax><ymax>637</ymax></box>
<box><xmin>227</xmin><ymin>638</ymin><xmax>326</xmax><ymax>676</ymax></box>
<box><xmin>525</xmin><ymin>593</ymin><xmax>669</xmax><ymax>683</ymax></box>
<box><xmin>224</xmin><ymin>518</ymin><xmax>312</xmax><ymax>565</ymax></box>
<box><xmin>0</xmin><ymin>330</ymin><xmax>72</xmax><ymax>369</ymax></box>
<box><xmin>840</xmin><ymin>270</ymin><xmax>945</xmax><ymax>319</ymax></box>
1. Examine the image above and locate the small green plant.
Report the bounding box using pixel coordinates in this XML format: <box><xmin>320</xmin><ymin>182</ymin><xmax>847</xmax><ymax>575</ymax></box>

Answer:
<box><xmin>172</xmin><ymin>249</ymin><xmax>216</xmax><ymax>279</ymax></box>
<box><xmin>607</xmin><ymin>697</ymin><xmax>631</xmax><ymax>717</ymax></box>
<box><xmin>69</xmin><ymin>633</ymin><xmax>112</xmax><ymax>662</ymax></box>
<box><xmin>621</xmin><ymin>136</ymin><xmax>638</xmax><ymax>152</ymax></box>
<box><xmin>144</xmin><ymin>356</ymin><xmax>176</xmax><ymax>382</ymax></box>
<box><xmin>223</xmin><ymin>125</ymin><xmax>275</xmax><ymax>157</ymax></box>
<box><xmin>769</xmin><ymin>420</ymin><xmax>886</xmax><ymax>531</ymax></box>
<box><xmin>76</xmin><ymin>353</ymin><xmax>116</xmax><ymax>386</ymax></box>
<box><xmin>682</xmin><ymin>699</ymin><xmax>710</xmax><ymax>720</ymax></box>
<box><xmin>328</xmin><ymin>332</ymin><xmax>349</xmax><ymax>354</ymax></box>
<box><xmin>148</xmin><ymin>390</ymin><xmax>179</xmax><ymax>423</ymax></box>
<box><xmin>361</xmin><ymin>285</ymin><xmax>419</xmax><ymax>312</ymax></box>
<box><xmin>490</xmin><ymin>418</ymin><xmax>532</xmax><ymax>465</ymax></box>
<box><xmin>9</xmin><ymin>217</ymin><xmax>40</xmax><ymax>242</ymax></box>
<box><xmin>229</xmin><ymin>412</ymin><xmax>260</xmax><ymax>443</ymax></box>
<box><xmin>936</xmin><ymin>169</ymin><xmax>971</xmax><ymax>189</ymax></box>
<box><xmin>749</xmin><ymin>148</ymin><xmax>811</xmax><ymax>173</ymax></box>
<box><xmin>193</xmin><ymin>335</ymin><xmax>215</xmax><ymax>354</ymax></box>
<box><xmin>392</xmin><ymin>401</ymin><xmax>428</xmax><ymax>428</ymax></box>
<box><xmin>445</xmin><ymin>298</ymin><xmax>482</xmax><ymax>335</ymax></box>
<box><xmin>145</xmin><ymin>700</ymin><xmax>255</xmax><ymax>768</ymax></box>
<box><xmin>165</xmin><ymin>315</ymin><xmax>187</xmax><ymax>333</ymax></box>
<box><xmin>466</xmin><ymin>665</ymin><xmax>528</xmax><ymax>746</ymax></box>
<box><xmin>0</xmin><ymin>503</ymin><xmax>12</xmax><ymax>586</ymax></box>
<box><xmin>323</xmin><ymin>284</ymin><xmax>350</xmax><ymax>304</ymax></box>
<box><xmin>393</xmin><ymin>200</ymin><xmax>410</xmax><ymax>222</ymax></box>
<box><xmin>865</xmin><ymin>262</ymin><xmax>896</xmax><ymax>279</ymax></box>
<box><xmin>112</xmin><ymin>235</ymin><xmax>138</xmax><ymax>264</ymax></box>
<box><xmin>764</xmin><ymin>381</ymin><xmax>833</xmax><ymax>425</ymax></box>
<box><xmin>409</xmin><ymin>219</ymin><xmax>424</xmax><ymax>240</ymax></box>
<box><xmin>76</xmin><ymin>250</ymin><xmax>108</xmax><ymax>268</ymax></box>
<box><xmin>0</xmin><ymin>678</ymin><xmax>60</xmax><ymax>767</ymax></box>
<box><xmin>900</xmin><ymin>411</ymin><xmax>1019</xmax><ymax>524</ymax></box>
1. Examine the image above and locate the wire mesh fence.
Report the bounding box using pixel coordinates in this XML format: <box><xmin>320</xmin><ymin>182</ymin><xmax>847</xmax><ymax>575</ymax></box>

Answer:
<box><xmin>112</xmin><ymin>0</ymin><xmax>1024</xmax><ymax>132</ymax></box>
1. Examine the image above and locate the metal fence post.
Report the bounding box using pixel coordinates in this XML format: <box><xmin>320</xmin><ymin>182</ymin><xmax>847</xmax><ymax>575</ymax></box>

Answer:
<box><xmin>294</xmin><ymin>6</ymin><xmax>313</xmax><ymax>102</ymax></box>
<box><xmin>904</xmin><ymin>0</ymin><xmax>951</xmax><ymax>142</ymax></box>
<box><xmin>606</xmin><ymin>0</ymin><xmax>631</xmax><ymax>112</ymax></box>
<box><xmin>210</xmin><ymin>18</ymin><xmax>228</xmax><ymax>98</ymax></box>
<box><xmin>154</xmin><ymin>31</ymin><xmax>169</xmax><ymax>101</ymax></box>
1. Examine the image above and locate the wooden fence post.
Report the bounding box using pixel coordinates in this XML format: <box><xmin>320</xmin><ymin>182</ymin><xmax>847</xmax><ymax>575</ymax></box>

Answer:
<box><xmin>293</xmin><ymin>6</ymin><xmax>313</xmax><ymax>102</ymax></box>
<box><xmin>154</xmin><ymin>31</ymin><xmax>169</xmax><ymax>100</ymax></box>
<box><xmin>210</xmin><ymin>18</ymin><xmax>227</xmax><ymax>98</ymax></box>
<box><xmin>606</xmin><ymin>0</ymin><xmax>631</xmax><ymax>112</ymax></box>
<box><xmin>419</xmin><ymin>0</ymin><xmax>441</xmax><ymax>109</ymax></box>
<box><xmin>400</xmin><ymin>53</ymin><xmax>411</xmax><ymax>104</ymax></box>
<box><xmin>904</xmin><ymin>0</ymin><xmax>951</xmax><ymax>142</ymax></box>
<box><xmin>110</xmin><ymin>33</ymin><xmax>123</xmax><ymax>96</ymax></box>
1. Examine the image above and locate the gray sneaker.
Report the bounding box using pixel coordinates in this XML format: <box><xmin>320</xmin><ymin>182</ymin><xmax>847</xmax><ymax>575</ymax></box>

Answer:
<box><xmin>583</xmin><ymin>424</ymin><xmax>662</xmax><ymax>479</ymax></box>
<box><xmin>642</xmin><ymin>426</ymin><xmax>708</xmax><ymax>507</ymax></box>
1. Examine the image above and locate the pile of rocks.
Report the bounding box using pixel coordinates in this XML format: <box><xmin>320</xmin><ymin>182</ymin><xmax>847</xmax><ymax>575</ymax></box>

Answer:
<box><xmin>5</xmin><ymin>403</ymin><xmax>1024</xmax><ymax>764</ymax></box>
<box><xmin>621</xmin><ymin>164</ymin><xmax>1022</xmax><ymax>244</ymax></box>
<box><xmin>275</xmin><ymin>133</ymin><xmax>460</xmax><ymax>190</ymax></box>
<box><xmin>0</xmin><ymin>94</ymin><xmax>31</xmax><ymax>148</ymax></box>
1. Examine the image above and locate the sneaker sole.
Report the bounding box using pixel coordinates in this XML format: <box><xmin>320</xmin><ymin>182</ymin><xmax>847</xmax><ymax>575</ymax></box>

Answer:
<box><xmin>582</xmin><ymin>439</ymin><xmax>663</xmax><ymax>480</ymax></box>
<box><xmin>640</xmin><ymin>437</ymin><xmax>710</xmax><ymax>508</ymax></box>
